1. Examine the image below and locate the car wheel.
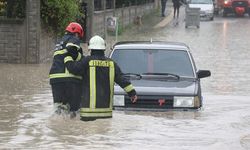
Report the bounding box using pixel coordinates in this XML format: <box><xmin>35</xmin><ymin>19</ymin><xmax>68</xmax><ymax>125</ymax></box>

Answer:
<box><xmin>210</xmin><ymin>16</ymin><xmax>214</xmax><ymax>21</ymax></box>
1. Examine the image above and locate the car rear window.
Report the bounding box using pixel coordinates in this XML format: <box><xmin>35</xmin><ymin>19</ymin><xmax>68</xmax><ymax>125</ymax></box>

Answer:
<box><xmin>111</xmin><ymin>49</ymin><xmax>195</xmax><ymax>77</ymax></box>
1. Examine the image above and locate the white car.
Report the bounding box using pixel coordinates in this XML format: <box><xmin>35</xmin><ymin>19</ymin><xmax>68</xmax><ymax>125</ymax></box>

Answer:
<box><xmin>188</xmin><ymin>0</ymin><xmax>214</xmax><ymax>20</ymax></box>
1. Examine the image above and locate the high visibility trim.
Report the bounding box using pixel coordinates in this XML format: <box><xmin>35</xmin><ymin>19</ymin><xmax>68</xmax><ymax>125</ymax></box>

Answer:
<box><xmin>80</xmin><ymin>108</ymin><xmax>112</xmax><ymax>113</ymax></box>
<box><xmin>124</xmin><ymin>84</ymin><xmax>134</xmax><ymax>93</ymax></box>
<box><xmin>64</xmin><ymin>56</ymin><xmax>73</xmax><ymax>63</ymax></box>
<box><xmin>53</xmin><ymin>49</ymin><xmax>67</xmax><ymax>57</ymax></box>
<box><xmin>80</xmin><ymin>112</ymin><xmax>112</xmax><ymax>117</ymax></box>
<box><xmin>66</xmin><ymin>43</ymin><xmax>80</xmax><ymax>49</ymax></box>
<box><xmin>109</xmin><ymin>61</ymin><xmax>115</xmax><ymax>109</ymax></box>
<box><xmin>49</xmin><ymin>73</ymin><xmax>82</xmax><ymax>79</ymax></box>
<box><xmin>76</xmin><ymin>53</ymin><xmax>82</xmax><ymax>61</ymax></box>
<box><xmin>65</xmin><ymin>67</ymin><xmax>70</xmax><ymax>74</ymax></box>
<box><xmin>89</xmin><ymin>60</ymin><xmax>111</xmax><ymax>67</ymax></box>
<box><xmin>89</xmin><ymin>60</ymin><xmax>96</xmax><ymax>109</ymax></box>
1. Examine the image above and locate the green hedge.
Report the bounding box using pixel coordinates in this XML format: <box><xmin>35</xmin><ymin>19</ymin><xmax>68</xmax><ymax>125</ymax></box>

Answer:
<box><xmin>41</xmin><ymin>0</ymin><xmax>84</xmax><ymax>36</ymax></box>
<box><xmin>0</xmin><ymin>0</ymin><xmax>25</xmax><ymax>18</ymax></box>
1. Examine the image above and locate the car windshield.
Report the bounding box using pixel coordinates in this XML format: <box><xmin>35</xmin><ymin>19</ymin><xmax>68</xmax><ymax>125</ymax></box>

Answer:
<box><xmin>190</xmin><ymin>0</ymin><xmax>212</xmax><ymax>4</ymax></box>
<box><xmin>111</xmin><ymin>49</ymin><xmax>195</xmax><ymax>77</ymax></box>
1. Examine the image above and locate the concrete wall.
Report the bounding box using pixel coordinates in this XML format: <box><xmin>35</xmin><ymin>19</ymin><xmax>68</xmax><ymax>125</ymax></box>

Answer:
<box><xmin>0</xmin><ymin>0</ymin><xmax>55</xmax><ymax>64</ymax></box>
<box><xmin>25</xmin><ymin>0</ymin><xmax>40</xmax><ymax>63</ymax></box>
<box><xmin>0</xmin><ymin>1</ymin><xmax>157</xmax><ymax>63</ymax></box>
<box><xmin>0</xmin><ymin>19</ymin><xmax>26</xmax><ymax>63</ymax></box>
<box><xmin>92</xmin><ymin>3</ymin><xmax>155</xmax><ymax>37</ymax></box>
<box><xmin>39</xmin><ymin>30</ymin><xmax>56</xmax><ymax>62</ymax></box>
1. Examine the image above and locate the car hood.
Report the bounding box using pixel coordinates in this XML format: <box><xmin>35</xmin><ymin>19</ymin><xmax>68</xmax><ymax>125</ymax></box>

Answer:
<box><xmin>114</xmin><ymin>80</ymin><xmax>197</xmax><ymax>96</ymax></box>
<box><xmin>189</xmin><ymin>4</ymin><xmax>213</xmax><ymax>11</ymax></box>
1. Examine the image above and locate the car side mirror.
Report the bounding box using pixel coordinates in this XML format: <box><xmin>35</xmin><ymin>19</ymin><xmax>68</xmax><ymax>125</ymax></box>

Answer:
<box><xmin>197</xmin><ymin>70</ymin><xmax>211</xmax><ymax>78</ymax></box>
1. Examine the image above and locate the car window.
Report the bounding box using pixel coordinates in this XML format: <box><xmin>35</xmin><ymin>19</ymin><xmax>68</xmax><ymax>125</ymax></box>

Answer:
<box><xmin>111</xmin><ymin>49</ymin><xmax>195</xmax><ymax>77</ymax></box>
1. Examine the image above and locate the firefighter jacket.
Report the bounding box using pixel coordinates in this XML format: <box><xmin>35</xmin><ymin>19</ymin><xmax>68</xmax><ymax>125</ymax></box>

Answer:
<box><xmin>49</xmin><ymin>34</ymin><xmax>83</xmax><ymax>84</ymax></box>
<box><xmin>64</xmin><ymin>50</ymin><xmax>136</xmax><ymax>119</ymax></box>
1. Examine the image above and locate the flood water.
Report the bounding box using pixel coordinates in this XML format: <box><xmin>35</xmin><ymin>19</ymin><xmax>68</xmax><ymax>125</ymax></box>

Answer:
<box><xmin>1</xmin><ymin>11</ymin><xmax>250</xmax><ymax>149</ymax></box>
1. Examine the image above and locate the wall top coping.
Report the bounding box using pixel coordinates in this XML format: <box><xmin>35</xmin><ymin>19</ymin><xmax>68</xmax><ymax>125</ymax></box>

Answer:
<box><xmin>0</xmin><ymin>17</ymin><xmax>24</xmax><ymax>24</ymax></box>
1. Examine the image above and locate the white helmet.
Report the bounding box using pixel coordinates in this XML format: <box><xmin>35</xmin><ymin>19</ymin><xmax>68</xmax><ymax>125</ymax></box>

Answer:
<box><xmin>88</xmin><ymin>35</ymin><xmax>106</xmax><ymax>50</ymax></box>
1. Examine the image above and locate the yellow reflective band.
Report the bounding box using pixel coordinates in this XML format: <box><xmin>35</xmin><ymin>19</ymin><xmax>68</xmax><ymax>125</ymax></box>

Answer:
<box><xmin>109</xmin><ymin>61</ymin><xmax>115</xmax><ymax>109</ymax></box>
<box><xmin>49</xmin><ymin>73</ymin><xmax>82</xmax><ymax>80</ymax></box>
<box><xmin>65</xmin><ymin>67</ymin><xmax>70</xmax><ymax>74</ymax></box>
<box><xmin>66</xmin><ymin>43</ymin><xmax>80</xmax><ymax>50</ymax></box>
<box><xmin>124</xmin><ymin>84</ymin><xmax>134</xmax><ymax>93</ymax></box>
<box><xmin>89</xmin><ymin>60</ymin><xmax>111</xmax><ymax>67</ymax></box>
<box><xmin>76</xmin><ymin>53</ymin><xmax>82</xmax><ymax>61</ymax></box>
<box><xmin>89</xmin><ymin>65</ymin><xmax>96</xmax><ymax>109</ymax></box>
<box><xmin>53</xmin><ymin>49</ymin><xmax>67</xmax><ymax>57</ymax></box>
<box><xmin>80</xmin><ymin>112</ymin><xmax>112</xmax><ymax>117</ymax></box>
<box><xmin>64</xmin><ymin>56</ymin><xmax>73</xmax><ymax>63</ymax></box>
<box><xmin>80</xmin><ymin>108</ymin><xmax>112</xmax><ymax>113</ymax></box>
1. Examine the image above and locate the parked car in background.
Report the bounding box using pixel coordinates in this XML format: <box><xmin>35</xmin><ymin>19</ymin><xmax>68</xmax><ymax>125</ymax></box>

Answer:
<box><xmin>215</xmin><ymin>0</ymin><xmax>250</xmax><ymax>17</ymax></box>
<box><xmin>188</xmin><ymin>0</ymin><xmax>215</xmax><ymax>20</ymax></box>
<box><xmin>110</xmin><ymin>41</ymin><xmax>211</xmax><ymax>111</ymax></box>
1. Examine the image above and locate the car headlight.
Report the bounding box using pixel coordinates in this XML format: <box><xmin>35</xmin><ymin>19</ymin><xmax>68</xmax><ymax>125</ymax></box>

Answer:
<box><xmin>113</xmin><ymin>95</ymin><xmax>125</xmax><ymax>106</ymax></box>
<box><xmin>174</xmin><ymin>96</ymin><xmax>194</xmax><ymax>107</ymax></box>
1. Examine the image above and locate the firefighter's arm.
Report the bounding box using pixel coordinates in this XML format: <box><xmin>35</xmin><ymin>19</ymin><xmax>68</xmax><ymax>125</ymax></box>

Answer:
<box><xmin>64</xmin><ymin>55</ymin><xmax>86</xmax><ymax>75</ymax></box>
<box><xmin>114</xmin><ymin>62</ymin><xmax>137</xmax><ymax>103</ymax></box>
<box><xmin>66</xmin><ymin>43</ymin><xmax>82</xmax><ymax>60</ymax></box>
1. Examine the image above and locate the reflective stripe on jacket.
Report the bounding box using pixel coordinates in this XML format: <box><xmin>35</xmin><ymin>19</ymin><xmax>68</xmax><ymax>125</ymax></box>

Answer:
<box><xmin>49</xmin><ymin>34</ymin><xmax>83</xmax><ymax>84</ymax></box>
<box><xmin>80</xmin><ymin>60</ymin><xmax>115</xmax><ymax>118</ymax></box>
<box><xmin>64</xmin><ymin>52</ymin><xmax>136</xmax><ymax>119</ymax></box>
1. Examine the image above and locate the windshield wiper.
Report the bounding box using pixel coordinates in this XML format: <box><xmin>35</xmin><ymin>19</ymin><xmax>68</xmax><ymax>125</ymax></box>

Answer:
<box><xmin>141</xmin><ymin>73</ymin><xmax>180</xmax><ymax>80</ymax></box>
<box><xmin>123</xmin><ymin>73</ymin><xmax>142</xmax><ymax>80</ymax></box>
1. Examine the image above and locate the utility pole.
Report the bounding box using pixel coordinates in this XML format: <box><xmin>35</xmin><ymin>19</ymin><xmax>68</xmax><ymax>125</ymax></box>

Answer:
<box><xmin>103</xmin><ymin>0</ymin><xmax>107</xmax><ymax>39</ymax></box>
<box><xmin>85</xmin><ymin>0</ymin><xmax>94</xmax><ymax>41</ymax></box>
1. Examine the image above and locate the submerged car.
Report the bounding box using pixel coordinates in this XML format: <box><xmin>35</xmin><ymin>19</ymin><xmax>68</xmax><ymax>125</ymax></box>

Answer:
<box><xmin>188</xmin><ymin>0</ymin><xmax>215</xmax><ymax>20</ymax></box>
<box><xmin>110</xmin><ymin>41</ymin><xmax>211</xmax><ymax>111</ymax></box>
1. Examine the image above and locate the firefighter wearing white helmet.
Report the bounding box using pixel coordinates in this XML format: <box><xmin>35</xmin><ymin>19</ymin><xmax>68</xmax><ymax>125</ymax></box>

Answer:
<box><xmin>64</xmin><ymin>35</ymin><xmax>138</xmax><ymax>121</ymax></box>
<box><xmin>88</xmin><ymin>35</ymin><xmax>106</xmax><ymax>50</ymax></box>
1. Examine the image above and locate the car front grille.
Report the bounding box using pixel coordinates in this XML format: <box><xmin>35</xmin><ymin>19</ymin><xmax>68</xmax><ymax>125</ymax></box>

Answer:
<box><xmin>232</xmin><ymin>1</ymin><xmax>248</xmax><ymax>8</ymax></box>
<box><xmin>125</xmin><ymin>95</ymin><xmax>174</xmax><ymax>109</ymax></box>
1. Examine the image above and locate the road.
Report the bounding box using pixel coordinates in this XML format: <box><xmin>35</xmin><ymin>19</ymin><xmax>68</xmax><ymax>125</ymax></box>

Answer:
<box><xmin>0</xmin><ymin>10</ymin><xmax>250</xmax><ymax>149</ymax></box>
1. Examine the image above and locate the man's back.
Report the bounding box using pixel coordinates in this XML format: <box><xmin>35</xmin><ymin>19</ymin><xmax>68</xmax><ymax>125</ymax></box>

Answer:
<box><xmin>64</xmin><ymin>35</ymin><xmax>137</xmax><ymax>121</ymax></box>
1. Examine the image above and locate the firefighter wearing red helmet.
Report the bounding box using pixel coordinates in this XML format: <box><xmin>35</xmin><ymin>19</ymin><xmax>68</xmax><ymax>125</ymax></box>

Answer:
<box><xmin>49</xmin><ymin>22</ymin><xmax>84</xmax><ymax>118</ymax></box>
<box><xmin>65</xmin><ymin>22</ymin><xmax>84</xmax><ymax>38</ymax></box>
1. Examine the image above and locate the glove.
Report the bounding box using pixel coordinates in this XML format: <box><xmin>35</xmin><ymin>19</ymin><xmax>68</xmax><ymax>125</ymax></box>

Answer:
<box><xmin>67</xmin><ymin>45</ymin><xmax>78</xmax><ymax>60</ymax></box>
<box><xmin>130</xmin><ymin>95</ymin><xmax>138</xmax><ymax>103</ymax></box>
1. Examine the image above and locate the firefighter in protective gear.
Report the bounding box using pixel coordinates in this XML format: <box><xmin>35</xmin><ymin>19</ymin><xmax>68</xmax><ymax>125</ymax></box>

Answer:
<box><xmin>64</xmin><ymin>35</ymin><xmax>137</xmax><ymax>121</ymax></box>
<box><xmin>49</xmin><ymin>22</ymin><xmax>84</xmax><ymax>117</ymax></box>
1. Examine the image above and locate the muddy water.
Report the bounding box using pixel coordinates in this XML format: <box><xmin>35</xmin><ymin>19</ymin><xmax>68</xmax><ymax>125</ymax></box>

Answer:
<box><xmin>1</xmin><ymin>12</ymin><xmax>250</xmax><ymax>149</ymax></box>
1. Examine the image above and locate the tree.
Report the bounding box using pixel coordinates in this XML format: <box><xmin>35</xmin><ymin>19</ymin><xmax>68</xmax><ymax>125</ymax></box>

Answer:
<box><xmin>40</xmin><ymin>0</ymin><xmax>84</xmax><ymax>36</ymax></box>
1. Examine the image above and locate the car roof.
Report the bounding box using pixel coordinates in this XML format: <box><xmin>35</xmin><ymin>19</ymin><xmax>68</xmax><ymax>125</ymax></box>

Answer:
<box><xmin>113</xmin><ymin>41</ymin><xmax>190</xmax><ymax>51</ymax></box>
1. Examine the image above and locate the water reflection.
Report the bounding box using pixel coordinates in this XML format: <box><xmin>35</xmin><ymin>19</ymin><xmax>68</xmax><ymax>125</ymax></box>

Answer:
<box><xmin>123</xmin><ymin>110</ymin><xmax>202</xmax><ymax>120</ymax></box>
<box><xmin>1</xmin><ymin>13</ymin><xmax>250</xmax><ymax>149</ymax></box>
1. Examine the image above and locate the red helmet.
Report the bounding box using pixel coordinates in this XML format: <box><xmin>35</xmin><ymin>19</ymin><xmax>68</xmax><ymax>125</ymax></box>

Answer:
<box><xmin>65</xmin><ymin>22</ymin><xmax>84</xmax><ymax>38</ymax></box>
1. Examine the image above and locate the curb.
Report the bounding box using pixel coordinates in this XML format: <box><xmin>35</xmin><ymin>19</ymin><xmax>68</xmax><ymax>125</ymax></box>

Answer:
<box><xmin>153</xmin><ymin>9</ymin><xmax>174</xmax><ymax>29</ymax></box>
